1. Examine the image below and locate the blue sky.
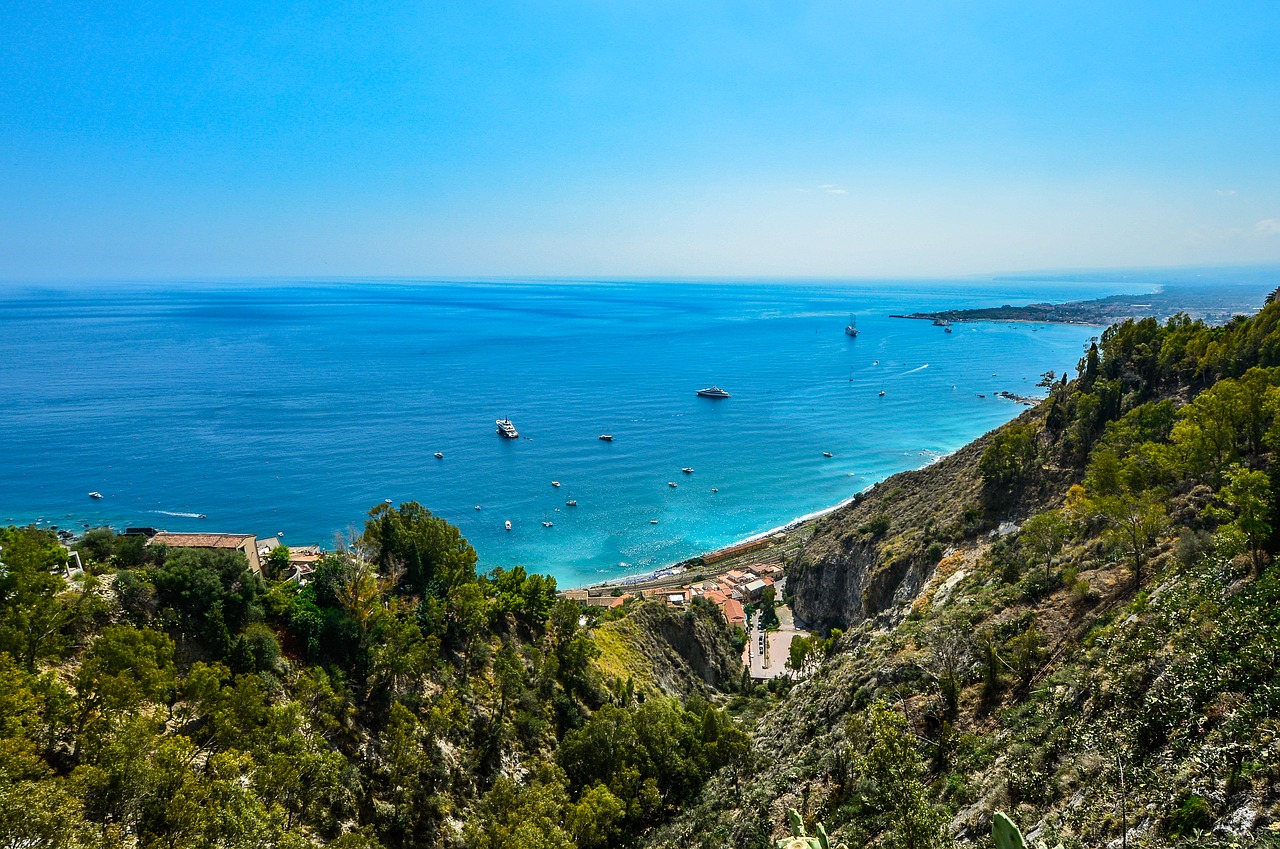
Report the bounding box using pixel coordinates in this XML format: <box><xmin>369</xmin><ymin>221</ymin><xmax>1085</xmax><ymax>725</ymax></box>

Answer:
<box><xmin>2</xmin><ymin>1</ymin><xmax>1278</xmax><ymax>279</ymax></box>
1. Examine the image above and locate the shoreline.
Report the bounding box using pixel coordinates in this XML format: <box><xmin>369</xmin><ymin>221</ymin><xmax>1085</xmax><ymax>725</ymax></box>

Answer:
<box><xmin>563</xmin><ymin>445</ymin><xmax>966</xmax><ymax>596</ymax></box>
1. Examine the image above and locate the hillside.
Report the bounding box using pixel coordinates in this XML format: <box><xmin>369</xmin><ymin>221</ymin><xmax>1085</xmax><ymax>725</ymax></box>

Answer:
<box><xmin>0</xmin><ymin>505</ymin><xmax>746</xmax><ymax>848</ymax></box>
<box><xmin>646</xmin><ymin>291</ymin><xmax>1280</xmax><ymax>849</ymax></box>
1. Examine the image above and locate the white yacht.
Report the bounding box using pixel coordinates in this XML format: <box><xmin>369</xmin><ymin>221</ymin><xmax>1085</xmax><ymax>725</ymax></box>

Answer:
<box><xmin>496</xmin><ymin>418</ymin><xmax>519</xmax><ymax>438</ymax></box>
<box><xmin>844</xmin><ymin>314</ymin><xmax>858</xmax><ymax>337</ymax></box>
<box><xmin>696</xmin><ymin>386</ymin><xmax>731</xmax><ymax>398</ymax></box>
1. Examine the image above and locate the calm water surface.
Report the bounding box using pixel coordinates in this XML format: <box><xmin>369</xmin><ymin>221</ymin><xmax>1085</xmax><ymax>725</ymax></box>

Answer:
<box><xmin>0</xmin><ymin>279</ymin><xmax>1129</xmax><ymax>587</ymax></box>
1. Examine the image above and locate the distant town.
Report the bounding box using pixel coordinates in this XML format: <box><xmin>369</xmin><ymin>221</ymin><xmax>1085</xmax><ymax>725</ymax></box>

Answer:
<box><xmin>892</xmin><ymin>281</ymin><xmax>1272</xmax><ymax>327</ymax></box>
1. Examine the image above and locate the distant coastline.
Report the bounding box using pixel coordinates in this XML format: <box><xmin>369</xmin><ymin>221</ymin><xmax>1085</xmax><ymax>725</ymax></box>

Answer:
<box><xmin>890</xmin><ymin>282</ymin><xmax>1268</xmax><ymax>327</ymax></box>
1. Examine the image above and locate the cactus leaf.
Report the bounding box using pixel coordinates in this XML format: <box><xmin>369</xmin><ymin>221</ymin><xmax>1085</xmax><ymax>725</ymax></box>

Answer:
<box><xmin>816</xmin><ymin>822</ymin><xmax>830</xmax><ymax>849</ymax></box>
<box><xmin>993</xmin><ymin>811</ymin><xmax>1026</xmax><ymax>849</ymax></box>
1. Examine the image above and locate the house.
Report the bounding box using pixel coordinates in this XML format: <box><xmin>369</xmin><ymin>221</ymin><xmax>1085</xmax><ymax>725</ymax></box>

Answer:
<box><xmin>148</xmin><ymin>532</ymin><xmax>261</xmax><ymax>575</ymax></box>
<box><xmin>283</xmin><ymin>544</ymin><xmax>324</xmax><ymax>582</ymax></box>
<box><xmin>722</xmin><ymin>597</ymin><xmax>746</xmax><ymax>629</ymax></box>
<box><xmin>741</xmin><ymin>578</ymin><xmax>769</xmax><ymax>601</ymax></box>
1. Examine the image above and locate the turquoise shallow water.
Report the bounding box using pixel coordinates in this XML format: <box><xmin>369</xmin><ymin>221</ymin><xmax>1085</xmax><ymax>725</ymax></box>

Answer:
<box><xmin>0</xmin><ymin>279</ymin><xmax>1126</xmax><ymax>587</ymax></box>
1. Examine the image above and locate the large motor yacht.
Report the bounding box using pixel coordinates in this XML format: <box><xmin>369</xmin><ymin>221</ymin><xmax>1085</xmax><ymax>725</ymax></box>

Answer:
<box><xmin>496</xmin><ymin>418</ymin><xmax>519</xmax><ymax>438</ymax></box>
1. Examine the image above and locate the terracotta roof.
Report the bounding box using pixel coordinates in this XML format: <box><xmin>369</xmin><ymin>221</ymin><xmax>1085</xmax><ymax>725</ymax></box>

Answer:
<box><xmin>149</xmin><ymin>533</ymin><xmax>255</xmax><ymax>549</ymax></box>
<box><xmin>722</xmin><ymin>597</ymin><xmax>746</xmax><ymax>625</ymax></box>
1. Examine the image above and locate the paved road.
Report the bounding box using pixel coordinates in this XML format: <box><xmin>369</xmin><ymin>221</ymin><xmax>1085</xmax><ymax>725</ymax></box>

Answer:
<box><xmin>744</xmin><ymin>605</ymin><xmax>809</xmax><ymax>680</ymax></box>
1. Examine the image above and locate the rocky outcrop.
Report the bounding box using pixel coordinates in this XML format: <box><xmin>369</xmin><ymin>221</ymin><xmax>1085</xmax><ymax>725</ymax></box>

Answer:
<box><xmin>790</xmin><ymin>418</ymin><xmax>1012</xmax><ymax>630</ymax></box>
<box><xmin>592</xmin><ymin>600</ymin><xmax>743</xmax><ymax>699</ymax></box>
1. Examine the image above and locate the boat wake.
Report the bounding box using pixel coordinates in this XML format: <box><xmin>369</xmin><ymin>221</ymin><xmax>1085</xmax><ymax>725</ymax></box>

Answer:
<box><xmin>902</xmin><ymin>363</ymin><xmax>930</xmax><ymax>375</ymax></box>
<box><xmin>151</xmin><ymin>510</ymin><xmax>206</xmax><ymax>519</ymax></box>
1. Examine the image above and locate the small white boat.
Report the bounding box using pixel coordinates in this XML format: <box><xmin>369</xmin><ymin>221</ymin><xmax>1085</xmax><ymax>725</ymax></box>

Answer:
<box><xmin>552</xmin><ymin>480</ymin><xmax>561</xmax><ymax>487</ymax></box>
<box><xmin>565</xmin><ymin>499</ymin><xmax>577</xmax><ymax>507</ymax></box>
<box><xmin>879</xmin><ymin>390</ymin><xmax>886</xmax><ymax>396</ymax></box>
<box><xmin>711</xmin><ymin>487</ymin><xmax>718</xmax><ymax>492</ymax></box>
<box><xmin>598</xmin><ymin>434</ymin><xmax>614</xmax><ymax>441</ymax></box>
<box><xmin>384</xmin><ymin>498</ymin><xmax>393</xmax><ymax>504</ymax></box>
<box><xmin>474</xmin><ymin>505</ymin><xmax>481</xmax><ymax>510</ymax></box>
<box><xmin>542</xmin><ymin>521</ymin><xmax>554</xmax><ymax>528</ymax></box>
<box><xmin>197</xmin><ymin>513</ymin><xmax>206</xmax><ymax>519</ymax></box>
<box><xmin>823</xmin><ymin>452</ymin><xmax>833</xmax><ymax>458</ymax></box>
<box><xmin>682</xmin><ymin>467</ymin><xmax>694</xmax><ymax>474</ymax></box>
<box><xmin>88</xmin><ymin>491</ymin><xmax>103</xmax><ymax>499</ymax></box>
<box><xmin>504</xmin><ymin>520</ymin><xmax>512</xmax><ymax>530</ymax></box>
<box><xmin>650</xmin><ymin>519</ymin><xmax>659</xmax><ymax>524</ymax></box>
<box><xmin>434</xmin><ymin>452</ymin><xmax>443</xmax><ymax>459</ymax></box>
<box><xmin>668</xmin><ymin>481</ymin><xmax>678</xmax><ymax>488</ymax></box>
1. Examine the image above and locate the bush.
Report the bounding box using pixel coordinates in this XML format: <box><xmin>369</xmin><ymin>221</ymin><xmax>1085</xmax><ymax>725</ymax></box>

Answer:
<box><xmin>1167</xmin><ymin>793</ymin><xmax>1213</xmax><ymax>838</ymax></box>
<box><xmin>859</xmin><ymin>515</ymin><xmax>891</xmax><ymax>537</ymax></box>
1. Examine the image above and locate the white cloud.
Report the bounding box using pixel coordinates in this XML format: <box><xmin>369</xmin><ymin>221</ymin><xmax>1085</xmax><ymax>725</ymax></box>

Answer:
<box><xmin>1257</xmin><ymin>219</ymin><xmax>1280</xmax><ymax>236</ymax></box>
<box><xmin>1216</xmin><ymin>189</ymin><xmax>1238</xmax><ymax>196</ymax></box>
<box><xmin>817</xmin><ymin>184</ymin><xmax>848</xmax><ymax>194</ymax></box>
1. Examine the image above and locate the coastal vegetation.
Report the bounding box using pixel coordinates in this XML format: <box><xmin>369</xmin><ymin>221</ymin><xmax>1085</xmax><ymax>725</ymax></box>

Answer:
<box><xmin>7</xmin><ymin>287</ymin><xmax>1280</xmax><ymax>847</ymax></box>
<box><xmin>0</xmin><ymin>505</ymin><xmax>745</xmax><ymax>847</ymax></box>
<box><xmin>649</xmin><ymin>287</ymin><xmax>1280</xmax><ymax>847</ymax></box>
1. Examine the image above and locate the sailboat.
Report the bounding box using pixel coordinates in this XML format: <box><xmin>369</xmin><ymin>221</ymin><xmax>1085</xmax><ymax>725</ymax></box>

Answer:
<box><xmin>844</xmin><ymin>314</ymin><xmax>859</xmax><ymax>337</ymax></box>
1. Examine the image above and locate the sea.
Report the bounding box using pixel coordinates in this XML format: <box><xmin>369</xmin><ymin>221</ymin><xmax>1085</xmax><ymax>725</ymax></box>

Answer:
<box><xmin>0</xmin><ymin>278</ymin><xmax>1134</xmax><ymax>588</ymax></box>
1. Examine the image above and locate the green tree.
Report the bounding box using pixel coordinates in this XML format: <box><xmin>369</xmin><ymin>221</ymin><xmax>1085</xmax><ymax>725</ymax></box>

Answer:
<box><xmin>787</xmin><ymin>634</ymin><xmax>812</xmax><ymax>675</ymax></box>
<box><xmin>1220</xmin><ymin>464</ymin><xmax>1274</xmax><ymax>571</ymax></box>
<box><xmin>848</xmin><ymin>700</ymin><xmax>951</xmax><ymax>849</ymax></box>
<box><xmin>362</xmin><ymin>501</ymin><xmax>479</xmax><ymax>596</ymax></box>
<box><xmin>1019</xmin><ymin>509</ymin><xmax>1069</xmax><ymax>581</ymax></box>
<box><xmin>566</xmin><ymin>783</ymin><xmax>626</xmax><ymax>849</ymax></box>
<box><xmin>979</xmin><ymin>423</ymin><xmax>1039</xmax><ymax>493</ymax></box>
<box><xmin>149</xmin><ymin>547</ymin><xmax>262</xmax><ymax>647</ymax></box>
<box><xmin>1089</xmin><ymin>491</ymin><xmax>1169</xmax><ymax>589</ymax></box>
<box><xmin>265</xmin><ymin>544</ymin><xmax>292</xmax><ymax>578</ymax></box>
<box><xmin>462</xmin><ymin>765</ymin><xmax>574</xmax><ymax>849</ymax></box>
<box><xmin>71</xmin><ymin>625</ymin><xmax>176</xmax><ymax>760</ymax></box>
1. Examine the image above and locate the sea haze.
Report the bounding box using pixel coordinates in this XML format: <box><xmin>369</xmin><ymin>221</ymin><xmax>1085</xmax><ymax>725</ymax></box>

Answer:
<box><xmin>1</xmin><ymin>278</ymin><xmax>1125</xmax><ymax>587</ymax></box>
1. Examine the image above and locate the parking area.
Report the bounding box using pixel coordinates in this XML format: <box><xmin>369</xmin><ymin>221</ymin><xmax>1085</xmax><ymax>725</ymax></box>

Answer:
<box><xmin>743</xmin><ymin>605</ymin><xmax>809</xmax><ymax>680</ymax></box>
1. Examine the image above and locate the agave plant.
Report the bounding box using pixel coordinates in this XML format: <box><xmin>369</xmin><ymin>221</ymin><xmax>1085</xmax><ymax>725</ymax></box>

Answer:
<box><xmin>776</xmin><ymin>808</ymin><xmax>849</xmax><ymax>849</ymax></box>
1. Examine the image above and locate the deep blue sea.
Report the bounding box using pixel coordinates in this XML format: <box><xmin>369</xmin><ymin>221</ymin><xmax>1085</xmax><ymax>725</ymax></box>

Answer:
<box><xmin>0</xmin><ymin>278</ymin><xmax>1133</xmax><ymax>588</ymax></box>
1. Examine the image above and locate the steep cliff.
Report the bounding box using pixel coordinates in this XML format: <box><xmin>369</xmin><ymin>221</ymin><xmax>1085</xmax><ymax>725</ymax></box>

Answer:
<box><xmin>590</xmin><ymin>600</ymin><xmax>744</xmax><ymax>699</ymax></box>
<box><xmin>790</xmin><ymin>403</ymin><xmax>1068</xmax><ymax>631</ymax></box>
